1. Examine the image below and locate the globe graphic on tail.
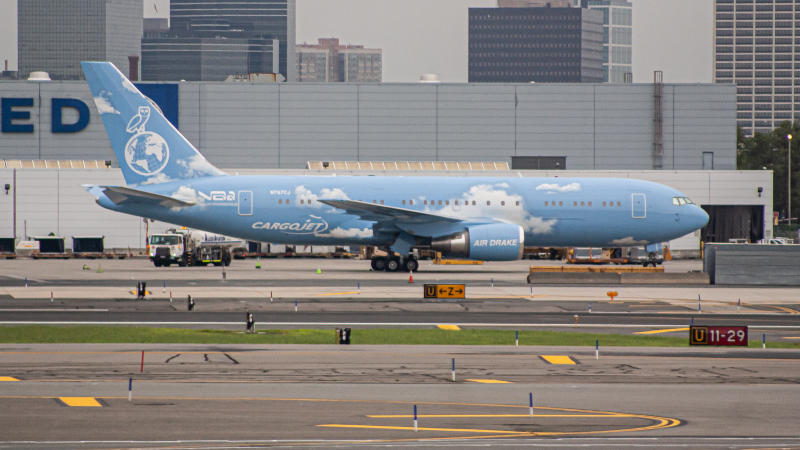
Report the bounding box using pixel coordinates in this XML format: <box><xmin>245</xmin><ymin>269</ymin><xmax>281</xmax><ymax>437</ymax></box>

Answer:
<box><xmin>124</xmin><ymin>132</ymin><xmax>169</xmax><ymax>175</ymax></box>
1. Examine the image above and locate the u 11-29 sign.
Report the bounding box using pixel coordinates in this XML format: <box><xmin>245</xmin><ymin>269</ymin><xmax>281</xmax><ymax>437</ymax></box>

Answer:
<box><xmin>690</xmin><ymin>326</ymin><xmax>748</xmax><ymax>346</ymax></box>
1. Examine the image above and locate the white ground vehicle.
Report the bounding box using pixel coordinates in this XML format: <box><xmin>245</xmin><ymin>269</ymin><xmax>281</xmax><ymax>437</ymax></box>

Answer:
<box><xmin>148</xmin><ymin>228</ymin><xmax>244</xmax><ymax>267</ymax></box>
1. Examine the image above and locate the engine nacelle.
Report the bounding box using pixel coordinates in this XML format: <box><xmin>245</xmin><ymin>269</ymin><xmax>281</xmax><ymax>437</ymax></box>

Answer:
<box><xmin>430</xmin><ymin>223</ymin><xmax>524</xmax><ymax>261</ymax></box>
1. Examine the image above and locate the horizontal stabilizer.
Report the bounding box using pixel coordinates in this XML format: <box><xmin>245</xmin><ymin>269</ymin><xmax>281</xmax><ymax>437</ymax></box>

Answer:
<box><xmin>89</xmin><ymin>185</ymin><xmax>195</xmax><ymax>208</ymax></box>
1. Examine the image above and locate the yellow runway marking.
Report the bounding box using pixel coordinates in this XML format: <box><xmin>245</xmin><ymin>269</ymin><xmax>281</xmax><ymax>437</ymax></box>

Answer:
<box><xmin>634</xmin><ymin>327</ymin><xmax>689</xmax><ymax>335</ymax></box>
<box><xmin>437</xmin><ymin>324</ymin><xmax>461</xmax><ymax>330</ymax></box>
<box><xmin>0</xmin><ymin>377</ymin><xmax>19</xmax><ymax>381</ymax></box>
<box><xmin>319</xmin><ymin>424</ymin><xmax>528</xmax><ymax>434</ymax></box>
<box><xmin>368</xmin><ymin>414</ymin><xmax>625</xmax><ymax>418</ymax></box>
<box><xmin>315</xmin><ymin>291</ymin><xmax>361</xmax><ymax>296</ymax></box>
<box><xmin>127</xmin><ymin>290</ymin><xmax>151</xmax><ymax>296</ymax></box>
<box><xmin>540</xmin><ymin>355</ymin><xmax>576</xmax><ymax>365</ymax></box>
<box><xmin>465</xmin><ymin>379</ymin><xmax>511</xmax><ymax>384</ymax></box>
<box><xmin>58</xmin><ymin>397</ymin><xmax>102</xmax><ymax>407</ymax></box>
<box><xmin>769</xmin><ymin>305</ymin><xmax>800</xmax><ymax>314</ymax></box>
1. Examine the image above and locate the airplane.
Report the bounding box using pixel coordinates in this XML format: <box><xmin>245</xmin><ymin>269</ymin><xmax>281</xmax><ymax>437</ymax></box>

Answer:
<box><xmin>82</xmin><ymin>62</ymin><xmax>709</xmax><ymax>272</ymax></box>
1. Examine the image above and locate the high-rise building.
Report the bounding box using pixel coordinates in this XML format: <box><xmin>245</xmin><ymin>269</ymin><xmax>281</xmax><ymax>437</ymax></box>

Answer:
<box><xmin>583</xmin><ymin>0</ymin><xmax>632</xmax><ymax>83</ymax></box>
<box><xmin>143</xmin><ymin>0</ymin><xmax>295</xmax><ymax>82</ymax></box>
<box><xmin>17</xmin><ymin>0</ymin><xmax>142</xmax><ymax>80</ymax></box>
<box><xmin>468</xmin><ymin>5</ymin><xmax>603</xmax><ymax>83</ymax></box>
<box><xmin>713</xmin><ymin>0</ymin><xmax>797</xmax><ymax>136</ymax></box>
<box><xmin>297</xmin><ymin>38</ymin><xmax>382</xmax><ymax>82</ymax></box>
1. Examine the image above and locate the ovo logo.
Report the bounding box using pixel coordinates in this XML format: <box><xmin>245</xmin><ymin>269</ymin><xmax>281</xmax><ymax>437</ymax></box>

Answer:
<box><xmin>123</xmin><ymin>106</ymin><xmax>170</xmax><ymax>176</ymax></box>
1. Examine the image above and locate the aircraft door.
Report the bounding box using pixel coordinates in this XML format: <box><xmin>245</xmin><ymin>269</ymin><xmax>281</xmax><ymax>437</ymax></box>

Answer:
<box><xmin>631</xmin><ymin>193</ymin><xmax>646</xmax><ymax>219</ymax></box>
<box><xmin>238</xmin><ymin>191</ymin><xmax>253</xmax><ymax>216</ymax></box>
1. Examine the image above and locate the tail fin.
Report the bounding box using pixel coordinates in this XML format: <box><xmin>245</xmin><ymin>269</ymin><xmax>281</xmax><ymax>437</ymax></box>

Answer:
<box><xmin>81</xmin><ymin>62</ymin><xmax>225</xmax><ymax>186</ymax></box>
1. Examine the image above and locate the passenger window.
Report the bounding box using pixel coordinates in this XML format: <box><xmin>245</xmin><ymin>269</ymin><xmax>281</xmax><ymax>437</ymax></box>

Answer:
<box><xmin>559</xmin><ymin>201</ymin><xmax>563</xmax><ymax>206</ymax></box>
<box><xmin>581</xmin><ymin>201</ymin><xmax>585</xmax><ymax>206</ymax></box>
<box><xmin>574</xmin><ymin>201</ymin><xmax>577</xmax><ymax>206</ymax></box>
<box><xmin>545</xmin><ymin>201</ymin><xmax>549</xmax><ymax>206</ymax></box>
<box><xmin>487</xmin><ymin>201</ymin><xmax>491</xmax><ymax>206</ymax></box>
<box><xmin>617</xmin><ymin>201</ymin><xmax>621</xmax><ymax>207</ymax></box>
<box><xmin>501</xmin><ymin>201</ymin><xmax>505</xmax><ymax>206</ymax></box>
<box><xmin>588</xmin><ymin>201</ymin><xmax>592</xmax><ymax>207</ymax></box>
<box><xmin>300</xmin><ymin>199</ymin><xmax>304</xmax><ymax>205</ymax></box>
<box><xmin>424</xmin><ymin>200</ymin><xmax>428</xmax><ymax>205</ymax></box>
<box><xmin>373</xmin><ymin>200</ymin><xmax>377</xmax><ymax>204</ymax></box>
<box><xmin>603</xmin><ymin>201</ymin><xmax>607</xmax><ymax>206</ymax></box>
<box><xmin>454</xmin><ymin>200</ymin><xmax>459</xmax><ymax>205</ymax></box>
<box><xmin>286</xmin><ymin>199</ymin><xmax>290</xmax><ymax>204</ymax></box>
<box><xmin>402</xmin><ymin>200</ymin><xmax>406</xmax><ymax>205</ymax></box>
<box><xmin>278</xmin><ymin>199</ymin><xmax>282</xmax><ymax>204</ymax></box>
<box><xmin>438</xmin><ymin>200</ymin><xmax>442</xmax><ymax>206</ymax></box>
<box><xmin>472</xmin><ymin>201</ymin><xmax>476</xmax><ymax>205</ymax></box>
<box><xmin>446</xmin><ymin>200</ymin><xmax>449</xmax><ymax>205</ymax></box>
<box><xmin>409</xmin><ymin>200</ymin><xmax>414</xmax><ymax>205</ymax></box>
<box><xmin>516</xmin><ymin>201</ymin><xmax>520</xmax><ymax>206</ymax></box>
<box><xmin>380</xmin><ymin>200</ymin><xmax>384</xmax><ymax>205</ymax></box>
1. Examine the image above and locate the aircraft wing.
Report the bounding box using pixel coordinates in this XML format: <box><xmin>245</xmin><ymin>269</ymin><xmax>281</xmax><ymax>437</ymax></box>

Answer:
<box><xmin>317</xmin><ymin>199</ymin><xmax>463</xmax><ymax>223</ymax></box>
<box><xmin>84</xmin><ymin>185</ymin><xmax>195</xmax><ymax>208</ymax></box>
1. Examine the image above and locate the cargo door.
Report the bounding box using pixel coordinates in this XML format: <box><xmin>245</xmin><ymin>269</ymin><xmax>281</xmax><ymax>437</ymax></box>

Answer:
<box><xmin>238</xmin><ymin>190</ymin><xmax>253</xmax><ymax>216</ymax></box>
<box><xmin>632</xmin><ymin>193</ymin><xmax>646</xmax><ymax>219</ymax></box>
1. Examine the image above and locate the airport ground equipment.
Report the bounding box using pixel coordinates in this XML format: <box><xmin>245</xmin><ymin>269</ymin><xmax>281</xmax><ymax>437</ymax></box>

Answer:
<box><xmin>148</xmin><ymin>228</ymin><xmax>243</xmax><ymax>267</ymax></box>
<box><xmin>566</xmin><ymin>245</ymin><xmax>668</xmax><ymax>267</ymax></box>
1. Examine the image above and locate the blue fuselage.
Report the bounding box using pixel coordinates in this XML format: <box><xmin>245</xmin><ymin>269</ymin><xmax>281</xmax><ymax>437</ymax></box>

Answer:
<box><xmin>98</xmin><ymin>175</ymin><xmax>708</xmax><ymax>250</ymax></box>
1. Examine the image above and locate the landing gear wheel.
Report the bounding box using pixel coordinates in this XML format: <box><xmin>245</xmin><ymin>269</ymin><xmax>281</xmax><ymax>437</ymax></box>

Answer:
<box><xmin>386</xmin><ymin>257</ymin><xmax>400</xmax><ymax>272</ymax></box>
<box><xmin>403</xmin><ymin>258</ymin><xmax>419</xmax><ymax>273</ymax></box>
<box><xmin>371</xmin><ymin>257</ymin><xmax>387</xmax><ymax>271</ymax></box>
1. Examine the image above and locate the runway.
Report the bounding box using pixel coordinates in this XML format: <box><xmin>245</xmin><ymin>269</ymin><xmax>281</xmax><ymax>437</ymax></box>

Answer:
<box><xmin>2</xmin><ymin>258</ymin><xmax>800</xmax><ymax>448</ymax></box>
<box><xmin>2</xmin><ymin>344</ymin><xmax>800</xmax><ymax>449</ymax></box>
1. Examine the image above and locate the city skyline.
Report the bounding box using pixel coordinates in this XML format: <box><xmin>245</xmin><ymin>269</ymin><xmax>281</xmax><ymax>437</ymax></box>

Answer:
<box><xmin>0</xmin><ymin>0</ymin><xmax>711</xmax><ymax>83</ymax></box>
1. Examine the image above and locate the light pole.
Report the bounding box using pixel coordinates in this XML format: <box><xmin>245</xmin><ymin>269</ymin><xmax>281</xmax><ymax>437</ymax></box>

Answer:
<box><xmin>789</xmin><ymin>134</ymin><xmax>793</xmax><ymax>225</ymax></box>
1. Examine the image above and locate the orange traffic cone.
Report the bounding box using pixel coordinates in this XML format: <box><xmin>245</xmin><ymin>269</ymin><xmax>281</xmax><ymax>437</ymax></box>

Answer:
<box><xmin>409</xmin><ymin>274</ymin><xmax>414</xmax><ymax>283</ymax></box>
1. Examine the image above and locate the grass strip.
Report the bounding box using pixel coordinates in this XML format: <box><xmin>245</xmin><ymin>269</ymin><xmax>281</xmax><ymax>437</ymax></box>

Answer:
<box><xmin>1</xmin><ymin>325</ymin><xmax>799</xmax><ymax>348</ymax></box>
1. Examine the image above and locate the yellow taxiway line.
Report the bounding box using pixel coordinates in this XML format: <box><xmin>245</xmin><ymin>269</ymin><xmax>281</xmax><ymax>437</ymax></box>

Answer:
<box><xmin>634</xmin><ymin>327</ymin><xmax>690</xmax><ymax>335</ymax></box>
<box><xmin>465</xmin><ymin>379</ymin><xmax>511</xmax><ymax>383</ymax></box>
<box><xmin>437</xmin><ymin>324</ymin><xmax>461</xmax><ymax>330</ymax></box>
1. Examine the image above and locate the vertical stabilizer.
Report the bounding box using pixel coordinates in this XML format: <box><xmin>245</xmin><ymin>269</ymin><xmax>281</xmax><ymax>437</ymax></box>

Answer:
<box><xmin>81</xmin><ymin>62</ymin><xmax>225</xmax><ymax>186</ymax></box>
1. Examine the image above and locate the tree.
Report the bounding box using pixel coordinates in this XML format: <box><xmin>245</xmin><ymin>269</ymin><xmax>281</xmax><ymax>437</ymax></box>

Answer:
<box><xmin>737</xmin><ymin>121</ymin><xmax>798</xmax><ymax>221</ymax></box>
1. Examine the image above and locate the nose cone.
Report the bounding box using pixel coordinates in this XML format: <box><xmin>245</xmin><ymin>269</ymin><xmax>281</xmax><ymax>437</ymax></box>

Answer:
<box><xmin>686</xmin><ymin>205</ymin><xmax>709</xmax><ymax>232</ymax></box>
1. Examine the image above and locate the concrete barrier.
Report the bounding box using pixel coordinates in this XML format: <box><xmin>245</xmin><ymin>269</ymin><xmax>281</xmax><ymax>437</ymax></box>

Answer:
<box><xmin>704</xmin><ymin>243</ymin><xmax>800</xmax><ymax>285</ymax></box>
<box><xmin>527</xmin><ymin>272</ymin><xmax>709</xmax><ymax>285</ymax></box>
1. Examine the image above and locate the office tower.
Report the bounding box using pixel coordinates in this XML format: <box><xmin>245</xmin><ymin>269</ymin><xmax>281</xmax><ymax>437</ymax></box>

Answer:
<box><xmin>297</xmin><ymin>38</ymin><xmax>382</xmax><ymax>82</ymax></box>
<box><xmin>468</xmin><ymin>5</ymin><xmax>603</xmax><ymax>83</ymax></box>
<box><xmin>142</xmin><ymin>0</ymin><xmax>295</xmax><ymax>82</ymax></box>
<box><xmin>18</xmin><ymin>0</ymin><xmax>142</xmax><ymax>80</ymax></box>
<box><xmin>713</xmin><ymin>0</ymin><xmax>797</xmax><ymax>136</ymax></box>
<box><xmin>584</xmin><ymin>0</ymin><xmax>632</xmax><ymax>82</ymax></box>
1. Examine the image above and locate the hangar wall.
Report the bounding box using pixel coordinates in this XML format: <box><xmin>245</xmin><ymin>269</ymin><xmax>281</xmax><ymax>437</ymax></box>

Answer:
<box><xmin>0</xmin><ymin>168</ymin><xmax>772</xmax><ymax>251</ymax></box>
<box><xmin>0</xmin><ymin>81</ymin><xmax>735</xmax><ymax>170</ymax></box>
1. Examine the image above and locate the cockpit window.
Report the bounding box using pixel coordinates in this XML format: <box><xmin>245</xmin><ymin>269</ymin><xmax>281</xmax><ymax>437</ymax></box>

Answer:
<box><xmin>673</xmin><ymin>196</ymin><xmax>694</xmax><ymax>206</ymax></box>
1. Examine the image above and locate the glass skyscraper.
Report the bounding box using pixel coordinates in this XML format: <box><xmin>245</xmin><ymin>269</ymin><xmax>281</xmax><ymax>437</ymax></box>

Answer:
<box><xmin>17</xmin><ymin>0</ymin><xmax>142</xmax><ymax>80</ymax></box>
<box><xmin>584</xmin><ymin>0</ymin><xmax>632</xmax><ymax>83</ymax></box>
<box><xmin>713</xmin><ymin>0</ymin><xmax>798</xmax><ymax>136</ymax></box>
<box><xmin>145</xmin><ymin>0</ymin><xmax>295</xmax><ymax>82</ymax></box>
<box><xmin>468</xmin><ymin>6</ymin><xmax>604</xmax><ymax>83</ymax></box>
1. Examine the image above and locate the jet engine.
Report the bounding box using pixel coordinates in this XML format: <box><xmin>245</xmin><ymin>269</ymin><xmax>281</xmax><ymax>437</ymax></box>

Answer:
<box><xmin>430</xmin><ymin>223</ymin><xmax>524</xmax><ymax>261</ymax></box>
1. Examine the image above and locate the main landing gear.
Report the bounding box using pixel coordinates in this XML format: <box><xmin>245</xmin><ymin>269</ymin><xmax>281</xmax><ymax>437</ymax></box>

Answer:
<box><xmin>371</xmin><ymin>254</ymin><xmax>418</xmax><ymax>272</ymax></box>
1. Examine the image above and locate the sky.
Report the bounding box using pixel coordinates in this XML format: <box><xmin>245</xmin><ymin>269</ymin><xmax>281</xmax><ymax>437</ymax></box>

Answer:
<box><xmin>0</xmin><ymin>0</ymin><xmax>712</xmax><ymax>83</ymax></box>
